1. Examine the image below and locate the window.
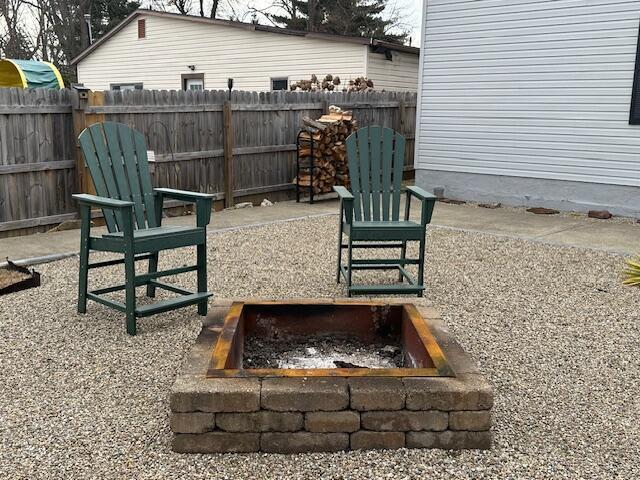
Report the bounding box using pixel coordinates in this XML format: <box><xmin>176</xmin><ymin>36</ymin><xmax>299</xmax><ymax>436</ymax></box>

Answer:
<box><xmin>138</xmin><ymin>19</ymin><xmax>146</xmax><ymax>39</ymax></box>
<box><xmin>630</xmin><ymin>21</ymin><xmax>640</xmax><ymax>124</ymax></box>
<box><xmin>110</xmin><ymin>83</ymin><xmax>143</xmax><ymax>91</ymax></box>
<box><xmin>187</xmin><ymin>80</ymin><xmax>203</xmax><ymax>91</ymax></box>
<box><xmin>181</xmin><ymin>73</ymin><xmax>205</xmax><ymax>91</ymax></box>
<box><xmin>271</xmin><ymin>78</ymin><xmax>288</xmax><ymax>91</ymax></box>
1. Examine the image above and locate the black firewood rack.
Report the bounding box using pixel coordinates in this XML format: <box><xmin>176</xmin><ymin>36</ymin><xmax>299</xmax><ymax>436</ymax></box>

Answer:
<box><xmin>295</xmin><ymin>129</ymin><xmax>320</xmax><ymax>204</ymax></box>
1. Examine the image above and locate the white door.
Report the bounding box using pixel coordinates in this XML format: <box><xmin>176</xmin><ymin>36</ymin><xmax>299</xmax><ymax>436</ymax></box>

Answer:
<box><xmin>186</xmin><ymin>78</ymin><xmax>204</xmax><ymax>90</ymax></box>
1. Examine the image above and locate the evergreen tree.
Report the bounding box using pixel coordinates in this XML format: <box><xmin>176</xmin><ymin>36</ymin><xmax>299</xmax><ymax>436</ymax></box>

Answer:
<box><xmin>270</xmin><ymin>0</ymin><xmax>308</xmax><ymax>31</ymax></box>
<box><xmin>271</xmin><ymin>0</ymin><xmax>408</xmax><ymax>44</ymax></box>
<box><xmin>90</xmin><ymin>0</ymin><xmax>140</xmax><ymax>40</ymax></box>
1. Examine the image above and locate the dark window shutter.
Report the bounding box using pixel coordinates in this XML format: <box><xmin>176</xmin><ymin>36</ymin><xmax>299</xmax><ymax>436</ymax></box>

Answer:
<box><xmin>629</xmin><ymin>21</ymin><xmax>640</xmax><ymax>124</ymax></box>
<box><xmin>138</xmin><ymin>19</ymin><xmax>146</xmax><ymax>39</ymax></box>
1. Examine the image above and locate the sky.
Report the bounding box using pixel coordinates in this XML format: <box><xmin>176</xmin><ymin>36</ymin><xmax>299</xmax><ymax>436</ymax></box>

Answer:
<box><xmin>404</xmin><ymin>0</ymin><xmax>423</xmax><ymax>45</ymax></box>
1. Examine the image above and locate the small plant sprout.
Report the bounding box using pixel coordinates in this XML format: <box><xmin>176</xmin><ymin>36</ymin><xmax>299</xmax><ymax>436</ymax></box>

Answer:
<box><xmin>622</xmin><ymin>255</ymin><xmax>640</xmax><ymax>287</ymax></box>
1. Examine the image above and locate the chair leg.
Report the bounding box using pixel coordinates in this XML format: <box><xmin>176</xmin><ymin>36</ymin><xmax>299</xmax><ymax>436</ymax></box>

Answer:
<box><xmin>346</xmin><ymin>237</ymin><xmax>353</xmax><ymax>297</ymax></box>
<box><xmin>197</xmin><ymin>241</ymin><xmax>208</xmax><ymax>316</ymax></box>
<box><xmin>146</xmin><ymin>252</ymin><xmax>159</xmax><ymax>297</ymax></box>
<box><xmin>398</xmin><ymin>241</ymin><xmax>407</xmax><ymax>283</ymax></box>
<box><xmin>77</xmin><ymin>205</ymin><xmax>90</xmax><ymax>314</ymax></box>
<box><xmin>124</xmin><ymin>247</ymin><xmax>137</xmax><ymax>335</ymax></box>
<box><xmin>417</xmin><ymin>233</ymin><xmax>426</xmax><ymax>297</ymax></box>
<box><xmin>336</xmin><ymin>219</ymin><xmax>344</xmax><ymax>284</ymax></box>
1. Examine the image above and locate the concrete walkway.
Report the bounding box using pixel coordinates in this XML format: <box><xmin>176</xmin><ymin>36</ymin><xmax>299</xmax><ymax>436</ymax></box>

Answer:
<box><xmin>1</xmin><ymin>198</ymin><xmax>638</xmax><ymax>265</ymax></box>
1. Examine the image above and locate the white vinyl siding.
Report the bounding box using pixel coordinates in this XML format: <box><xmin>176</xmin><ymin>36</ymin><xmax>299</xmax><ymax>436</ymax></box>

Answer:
<box><xmin>366</xmin><ymin>50</ymin><xmax>419</xmax><ymax>91</ymax></box>
<box><xmin>416</xmin><ymin>0</ymin><xmax>640</xmax><ymax>187</ymax></box>
<box><xmin>77</xmin><ymin>14</ymin><xmax>367</xmax><ymax>91</ymax></box>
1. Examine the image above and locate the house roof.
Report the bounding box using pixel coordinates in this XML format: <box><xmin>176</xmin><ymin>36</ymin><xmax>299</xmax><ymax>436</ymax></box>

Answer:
<box><xmin>70</xmin><ymin>9</ymin><xmax>419</xmax><ymax>65</ymax></box>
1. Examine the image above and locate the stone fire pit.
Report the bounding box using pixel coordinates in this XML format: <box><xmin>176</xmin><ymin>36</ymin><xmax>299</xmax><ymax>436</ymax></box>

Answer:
<box><xmin>170</xmin><ymin>300</ymin><xmax>493</xmax><ymax>453</ymax></box>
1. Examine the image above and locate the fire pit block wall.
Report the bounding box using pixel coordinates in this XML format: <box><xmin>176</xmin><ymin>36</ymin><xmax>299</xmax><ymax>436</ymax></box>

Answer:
<box><xmin>170</xmin><ymin>302</ymin><xmax>494</xmax><ymax>453</ymax></box>
<box><xmin>171</xmin><ymin>374</ymin><xmax>492</xmax><ymax>452</ymax></box>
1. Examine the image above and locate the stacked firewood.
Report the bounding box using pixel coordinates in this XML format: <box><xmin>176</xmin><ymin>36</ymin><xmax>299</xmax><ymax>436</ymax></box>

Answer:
<box><xmin>290</xmin><ymin>74</ymin><xmax>341</xmax><ymax>92</ymax></box>
<box><xmin>289</xmin><ymin>74</ymin><xmax>374</xmax><ymax>92</ymax></box>
<box><xmin>294</xmin><ymin>106</ymin><xmax>358</xmax><ymax>194</ymax></box>
<box><xmin>345</xmin><ymin>76</ymin><xmax>374</xmax><ymax>92</ymax></box>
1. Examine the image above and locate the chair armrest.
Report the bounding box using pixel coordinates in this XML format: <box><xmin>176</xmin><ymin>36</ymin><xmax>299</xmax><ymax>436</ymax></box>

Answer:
<box><xmin>404</xmin><ymin>186</ymin><xmax>437</xmax><ymax>226</ymax></box>
<box><xmin>333</xmin><ymin>185</ymin><xmax>354</xmax><ymax>201</ymax></box>
<box><xmin>334</xmin><ymin>186</ymin><xmax>354</xmax><ymax>224</ymax></box>
<box><xmin>73</xmin><ymin>194</ymin><xmax>134</xmax><ymax>236</ymax></box>
<box><xmin>406</xmin><ymin>186</ymin><xmax>437</xmax><ymax>202</ymax></box>
<box><xmin>154</xmin><ymin>188</ymin><xmax>215</xmax><ymax>202</ymax></box>
<box><xmin>73</xmin><ymin>194</ymin><xmax>134</xmax><ymax>210</ymax></box>
<box><xmin>154</xmin><ymin>188</ymin><xmax>214</xmax><ymax>227</ymax></box>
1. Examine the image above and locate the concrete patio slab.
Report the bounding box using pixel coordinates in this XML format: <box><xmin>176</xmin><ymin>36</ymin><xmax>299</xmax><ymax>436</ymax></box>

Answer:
<box><xmin>1</xmin><ymin>197</ymin><xmax>638</xmax><ymax>265</ymax></box>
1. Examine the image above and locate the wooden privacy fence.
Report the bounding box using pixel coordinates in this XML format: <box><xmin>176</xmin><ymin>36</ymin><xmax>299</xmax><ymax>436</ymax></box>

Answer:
<box><xmin>0</xmin><ymin>88</ymin><xmax>417</xmax><ymax>237</ymax></box>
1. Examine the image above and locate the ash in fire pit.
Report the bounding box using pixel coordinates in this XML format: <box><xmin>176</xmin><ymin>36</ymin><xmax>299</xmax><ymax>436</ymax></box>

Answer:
<box><xmin>244</xmin><ymin>335</ymin><xmax>403</xmax><ymax>369</ymax></box>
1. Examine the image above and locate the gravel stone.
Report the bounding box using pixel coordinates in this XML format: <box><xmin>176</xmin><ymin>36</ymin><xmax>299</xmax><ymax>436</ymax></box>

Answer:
<box><xmin>1</xmin><ymin>216</ymin><xmax>639</xmax><ymax>479</ymax></box>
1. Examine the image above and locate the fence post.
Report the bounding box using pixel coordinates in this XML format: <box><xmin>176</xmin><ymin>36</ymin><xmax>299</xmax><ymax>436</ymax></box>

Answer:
<box><xmin>72</xmin><ymin>90</ymin><xmax>105</xmax><ymax>194</ymax></box>
<box><xmin>223</xmin><ymin>100</ymin><xmax>235</xmax><ymax>208</ymax></box>
<box><xmin>71</xmin><ymin>89</ymin><xmax>89</xmax><ymax>194</ymax></box>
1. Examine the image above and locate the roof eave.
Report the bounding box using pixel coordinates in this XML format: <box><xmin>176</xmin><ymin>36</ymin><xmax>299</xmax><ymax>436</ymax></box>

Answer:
<box><xmin>71</xmin><ymin>9</ymin><xmax>419</xmax><ymax>65</ymax></box>
<box><xmin>71</xmin><ymin>10</ymin><xmax>141</xmax><ymax>65</ymax></box>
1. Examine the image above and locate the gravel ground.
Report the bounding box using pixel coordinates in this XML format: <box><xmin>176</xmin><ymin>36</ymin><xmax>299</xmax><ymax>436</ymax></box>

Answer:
<box><xmin>1</xmin><ymin>216</ymin><xmax>639</xmax><ymax>479</ymax></box>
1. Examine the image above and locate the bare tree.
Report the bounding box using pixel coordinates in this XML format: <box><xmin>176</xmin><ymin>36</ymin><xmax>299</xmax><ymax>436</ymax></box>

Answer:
<box><xmin>244</xmin><ymin>1</ymin><xmax>297</xmax><ymax>27</ymax></box>
<box><xmin>145</xmin><ymin>0</ymin><xmax>226</xmax><ymax>19</ymax></box>
<box><xmin>167</xmin><ymin>0</ymin><xmax>220</xmax><ymax>17</ymax></box>
<box><xmin>169</xmin><ymin>0</ymin><xmax>192</xmax><ymax>15</ymax></box>
<box><xmin>0</xmin><ymin>0</ymin><xmax>39</xmax><ymax>58</ymax></box>
<box><xmin>307</xmin><ymin>0</ymin><xmax>318</xmax><ymax>32</ymax></box>
<box><xmin>209</xmin><ymin>0</ymin><xmax>219</xmax><ymax>18</ymax></box>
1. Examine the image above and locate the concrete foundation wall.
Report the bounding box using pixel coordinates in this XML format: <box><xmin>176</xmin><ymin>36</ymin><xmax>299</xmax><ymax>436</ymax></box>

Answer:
<box><xmin>416</xmin><ymin>169</ymin><xmax>640</xmax><ymax>218</ymax></box>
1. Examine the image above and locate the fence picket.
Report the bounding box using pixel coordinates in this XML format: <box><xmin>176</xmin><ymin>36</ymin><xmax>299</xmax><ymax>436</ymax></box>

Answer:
<box><xmin>0</xmin><ymin>87</ymin><xmax>416</xmax><ymax>237</ymax></box>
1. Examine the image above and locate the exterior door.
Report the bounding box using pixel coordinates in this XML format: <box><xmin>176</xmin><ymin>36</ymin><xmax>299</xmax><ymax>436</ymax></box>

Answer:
<box><xmin>182</xmin><ymin>73</ymin><xmax>204</xmax><ymax>91</ymax></box>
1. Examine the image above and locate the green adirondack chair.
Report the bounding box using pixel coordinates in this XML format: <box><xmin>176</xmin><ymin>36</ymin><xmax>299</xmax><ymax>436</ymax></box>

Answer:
<box><xmin>335</xmin><ymin>126</ymin><xmax>437</xmax><ymax>297</ymax></box>
<box><xmin>72</xmin><ymin>122</ymin><xmax>214</xmax><ymax>335</ymax></box>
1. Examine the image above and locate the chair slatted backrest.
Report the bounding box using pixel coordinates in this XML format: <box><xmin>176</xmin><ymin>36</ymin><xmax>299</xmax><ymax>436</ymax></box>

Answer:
<box><xmin>345</xmin><ymin>126</ymin><xmax>406</xmax><ymax>222</ymax></box>
<box><xmin>78</xmin><ymin>122</ymin><xmax>158</xmax><ymax>233</ymax></box>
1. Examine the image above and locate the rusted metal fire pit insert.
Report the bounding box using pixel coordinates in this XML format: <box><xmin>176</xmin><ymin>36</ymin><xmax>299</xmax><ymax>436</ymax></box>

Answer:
<box><xmin>207</xmin><ymin>300</ymin><xmax>455</xmax><ymax>378</ymax></box>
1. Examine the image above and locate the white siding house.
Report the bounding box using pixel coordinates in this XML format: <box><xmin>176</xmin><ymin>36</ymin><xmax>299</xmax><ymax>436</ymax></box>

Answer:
<box><xmin>367</xmin><ymin>50</ymin><xmax>419</xmax><ymax>91</ymax></box>
<box><xmin>415</xmin><ymin>0</ymin><xmax>640</xmax><ymax>217</ymax></box>
<box><xmin>73</xmin><ymin>10</ymin><xmax>419</xmax><ymax>92</ymax></box>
